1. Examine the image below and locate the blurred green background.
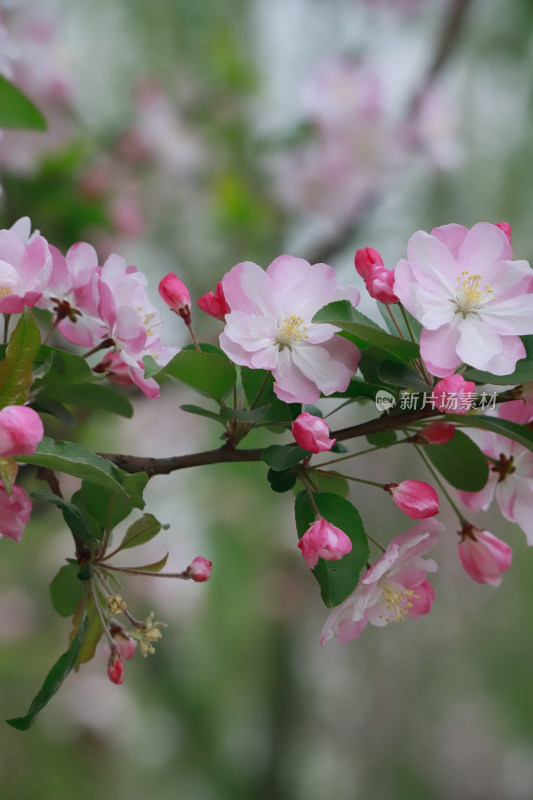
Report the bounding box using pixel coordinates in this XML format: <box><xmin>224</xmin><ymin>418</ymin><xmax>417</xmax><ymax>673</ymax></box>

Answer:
<box><xmin>2</xmin><ymin>1</ymin><xmax>533</xmax><ymax>798</ymax></box>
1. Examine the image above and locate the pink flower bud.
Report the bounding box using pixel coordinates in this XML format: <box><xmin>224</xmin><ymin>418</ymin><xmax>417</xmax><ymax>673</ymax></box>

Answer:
<box><xmin>458</xmin><ymin>525</ymin><xmax>512</xmax><ymax>587</ymax></box>
<box><xmin>354</xmin><ymin>247</ymin><xmax>383</xmax><ymax>280</ymax></box>
<box><xmin>197</xmin><ymin>282</ymin><xmax>231</xmax><ymax>321</ymax></box>
<box><xmin>298</xmin><ymin>517</ymin><xmax>352</xmax><ymax>569</ymax></box>
<box><xmin>0</xmin><ymin>485</ymin><xmax>32</xmax><ymax>541</ymax></box>
<box><xmin>158</xmin><ymin>273</ymin><xmax>191</xmax><ymax>322</ymax></box>
<box><xmin>434</xmin><ymin>374</ymin><xmax>476</xmax><ymax>414</ymax></box>
<box><xmin>494</xmin><ymin>222</ymin><xmax>512</xmax><ymax>243</ymax></box>
<box><xmin>188</xmin><ymin>556</ymin><xmax>212</xmax><ymax>582</ymax></box>
<box><xmin>107</xmin><ymin>654</ymin><xmax>124</xmax><ymax>685</ymax></box>
<box><xmin>417</xmin><ymin>421</ymin><xmax>455</xmax><ymax>445</ymax></box>
<box><xmin>0</xmin><ymin>405</ymin><xmax>44</xmax><ymax>457</ymax></box>
<box><xmin>384</xmin><ymin>480</ymin><xmax>439</xmax><ymax>519</ymax></box>
<box><xmin>291</xmin><ymin>412</ymin><xmax>336</xmax><ymax>454</ymax></box>
<box><xmin>354</xmin><ymin>247</ymin><xmax>397</xmax><ymax>304</ymax></box>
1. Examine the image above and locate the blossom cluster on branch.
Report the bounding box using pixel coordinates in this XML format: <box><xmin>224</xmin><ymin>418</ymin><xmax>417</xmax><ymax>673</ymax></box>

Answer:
<box><xmin>1</xmin><ymin>215</ymin><xmax>533</xmax><ymax>731</ymax></box>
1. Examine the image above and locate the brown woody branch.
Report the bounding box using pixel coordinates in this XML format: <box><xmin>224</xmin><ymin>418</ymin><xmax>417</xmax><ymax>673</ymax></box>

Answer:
<box><xmin>101</xmin><ymin>406</ymin><xmax>439</xmax><ymax>476</ymax></box>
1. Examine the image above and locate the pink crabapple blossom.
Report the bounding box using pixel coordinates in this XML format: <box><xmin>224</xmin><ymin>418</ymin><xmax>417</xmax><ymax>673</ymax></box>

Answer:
<box><xmin>187</xmin><ymin>556</ymin><xmax>212</xmax><ymax>582</ymax></box>
<box><xmin>458</xmin><ymin>524</ymin><xmax>512</xmax><ymax>588</ymax></box>
<box><xmin>320</xmin><ymin>518</ymin><xmax>442</xmax><ymax>644</ymax></box>
<box><xmin>354</xmin><ymin>247</ymin><xmax>398</xmax><ymax>304</ymax></box>
<box><xmin>0</xmin><ymin>485</ymin><xmax>32</xmax><ymax>542</ymax></box>
<box><xmin>458</xmin><ymin>400</ymin><xmax>533</xmax><ymax>544</ymax></box>
<box><xmin>384</xmin><ymin>480</ymin><xmax>439</xmax><ymax>519</ymax></box>
<box><xmin>291</xmin><ymin>412</ymin><xmax>336</xmax><ymax>454</ymax></box>
<box><xmin>197</xmin><ymin>281</ymin><xmax>231</xmax><ymax>321</ymax></box>
<box><xmin>36</xmin><ymin>242</ymin><xmax>102</xmax><ymax>348</ymax></box>
<box><xmin>433</xmin><ymin>374</ymin><xmax>476</xmax><ymax>414</ymax></box>
<box><xmin>103</xmin><ymin>624</ymin><xmax>137</xmax><ymax>661</ymax></box>
<box><xmin>298</xmin><ymin>518</ymin><xmax>352</xmax><ymax>569</ymax></box>
<box><xmin>219</xmin><ymin>255</ymin><xmax>361</xmax><ymax>404</ymax></box>
<box><xmin>393</xmin><ymin>222</ymin><xmax>533</xmax><ymax>377</ymax></box>
<box><xmin>0</xmin><ymin>405</ymin><xmax>43</xmax><ymax>457</ymax></box>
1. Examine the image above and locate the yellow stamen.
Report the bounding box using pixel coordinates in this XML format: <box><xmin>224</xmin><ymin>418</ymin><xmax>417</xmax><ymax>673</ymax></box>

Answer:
<box><xmin>377</xmin><ymin>578</ymin><xmax>417</xmax><ymax>624</ymax></box>
<box><xmin>276</xmin><ymin>314</ymin><xmax>309</xmax><ymax>348</ymax></box>
<box><xmin>454</xmin><ymin>270</ymin><xmax>494</xmax><ymax>317</ymax></box>
<box><xmin>0</xmin><ymin>286</ymin><xmax>13</xmax><ymax>298</ymax></box>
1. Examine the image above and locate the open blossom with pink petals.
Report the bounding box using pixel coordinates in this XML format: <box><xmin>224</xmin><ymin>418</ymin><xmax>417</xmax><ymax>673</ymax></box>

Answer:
<box><xmin>459</xmin><ymin>399</ymin><xmax>533</xmax><ymax>544</ymax></box>
<box><xmin>433</xmin><ymin>374</ymin><xmax>476</xmax><ymax>414</ymax></box>
<box><xmin>458</xmin><ymin>524</ymin><xmax>512</xmax><ymax>587</ymax></box>
<box><xmin>0</xmin><ymin>226</ymin><xmax>51</xmax><ymax>313</ymax></box>
<box><xmin>197</xmin><ymin>281</ymin><xmax>230</xmax><ymax>321</ymax></box>
<box><xmin>321</xmin><ymin>519</ymin><xmax>442</xmax><ymax>644</ymax></box>
<box><xmin>384</xmin><ymin>480</ymin><xmax>439</xmax><ymax>519</ymax></box>
<box><xmin>298</xmin><ymin>518</ymin><xmax>352</xmax><ymax>569</ymax></box>
<box><xmin>37</xmin><ymin>241</ymin><xmax>103</xmax><ymax>347</ymax></box>
<box><xmin>393</xmin><ymin>222</ymin><xmax>533</xmax><ymax>377</ymax></box>
<box><xmin>0</xmin><ymin>485</ymin><xmax>32</xmax><ymax>542</ymax></box>
<box><xmin>219</xmin><ymin>255</ymin><xmax>361</xmax><ymax>404</ymax></box>
<box><xmin>354</xmin><ymin>247</ymin><xmax>398</xmax><ymax>304</ymax></box>
<box><xmin>292</xmin><ymin>412</ymin><xmax>336</xmax><ymax>454</ymax></box>
<box><xmin>94</xmin><ymin>254</ymin><xmax>178</xmax><ymax>398</ymax></box>
<box><xmin>0</xmin><ymin>405</ymin><xmax>43</xmax><ymax>457</ymax></box>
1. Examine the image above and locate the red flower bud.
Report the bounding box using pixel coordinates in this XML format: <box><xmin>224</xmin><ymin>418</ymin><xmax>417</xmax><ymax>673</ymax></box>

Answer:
<box><xmin>188</xmin><ymin>556</ymin><xmax>212</xmax><ymax>582</ymax></box>
<box><xmin>197</xmin><ymin>282</ymin><xmax>231</xmax><ymax>321</ymax></box>
<box><xmin>158</xmin><ymin>273</ymin><xmax>191</xmax><ymax>322</ymax></box>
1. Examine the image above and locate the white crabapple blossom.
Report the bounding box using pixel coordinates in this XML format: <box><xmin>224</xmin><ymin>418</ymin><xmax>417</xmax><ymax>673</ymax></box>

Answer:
<box><xmin>393</xmin><ymin>222</ymin><xmax>533</xmax><ymax>377</ymax></box>
<box><xmin>320</xmin><ymin>519</ymin><xmax>442</xmax><ymax>645</ymax></box>
<box><xmin>219</xmin><ymin>255</ymin><xmax>361</xmax><ymax>403</ymax></box>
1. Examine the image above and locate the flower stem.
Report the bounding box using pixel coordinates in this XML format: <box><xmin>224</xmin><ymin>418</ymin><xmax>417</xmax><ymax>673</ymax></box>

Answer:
<box><xmin>313</xmin><ymin>469</ymin><xmax>384</xmax><ymax>489</ymax></box>
<box><xmin>386</xmin><ymin>305</ymin><xmax>405</xmax><ymax>339</ymax></box>
<box><xmin>317</xmin><ymin>440</ymin><xmax>404</xmax><ymax>469</ymax></box>
<box><xmin>249</xmin><ymin>372</ymin><xmax>271</xmax><ymax>410</ymax></box>
<box><xmin>186</xmin><ymin>322</ymin><xmax>202</xmax><ymax>353</ymax></box>
<box><xmin>3</xmin><ymin>313</ymin><xmax>10</xmax><ymax>343</ymax></box>
<box><xmin>414</xmin><ymin>444</ymin><xmax>467</xmax><ymax>524</ymax></box>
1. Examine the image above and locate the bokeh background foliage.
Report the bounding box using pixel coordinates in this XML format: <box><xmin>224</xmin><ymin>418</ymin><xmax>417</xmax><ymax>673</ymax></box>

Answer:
<box><xmin>2</xmin><ymin>1</ymin><xmax>533</xmax><ymax>799</ymax></box>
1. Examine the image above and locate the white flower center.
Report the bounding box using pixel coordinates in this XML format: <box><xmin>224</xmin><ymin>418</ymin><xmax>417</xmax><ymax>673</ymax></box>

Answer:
<box><xmin>276</xmin><ymin>314</ymin><xmax>309</xmax><ymax>349</ymax></box>
<box><xmin>454</xmin><ymin>270</ymin><xmax>494</xmax><ymax>317</ymax></box>
<box><xmin>377</xmin><ymin>577</ymin><xmax>416</xmax><ymax>623</ymax></box>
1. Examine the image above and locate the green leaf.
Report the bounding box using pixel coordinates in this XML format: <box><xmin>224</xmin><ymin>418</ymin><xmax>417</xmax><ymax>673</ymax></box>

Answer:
<box><xmin>117</xmin><ymin>513</ymin><xmax>166</xmax><ymax>551</ymax></box>
<box><xmin>0</xmin><ymin>456</ymin><xmax>17</xmax><ymax>494</ymax></box>
<box><xmin>0</xmin><ymin>75</ymin><xmax>46</xmax><ymax>130</ymax></box>
<box><xmin>29</xmin><ymin>399</ymin><xmax>76</xmax><ymax>425</ymax></box>
<box><xmin>37</xmin><ymin>383</ymin><xmax>133</xmax><ymax>418</ymax></box>
<box><xmin>79</xmin><ymin>471</ymin><xmax>148</xmax><ymax>533</ymax></box>
<box><xmin>378</xmin><ymin>360</ymin><xmax>430</xmax><ymax>391</ymax></box>
<box><xmin>241</xmin><ymin>367</ymin><xmax>275</xmax><ymax>407</ymax></box>
<box><xmin>307</xmin><ymin>471</ymin><xmax>349</xmax><ymax>498</ymax></box>
<box><xmin>446</xmin><ymin>413</ymin><xmax>533</xmax><ymax>453</ymax></box>
<box><xmin>424</xmin><ymin>429</ymin><xmax>489</xmax><ymax>491</ymax></box>
<box><xmin>0</xmin><ymin>310</ymin><xmax>41</xmax><ymax>408</ymax></box>
<box><xmin>261</xmin><ymin>444</ymin><xmax>309</xmax><ymax>471</ymax></box>
<box><xmin>134</xmin><ymin>553</ymin><xmax>169</xmax><ymax>573</ymax></box>
<box><xmin>267</xmin><ymin>467</ymin><xmax>297</xmax><ymax>493</ymax></box>
<box><xmin>7</xmin><ymin>615</ymin><xmax>88</xmax><ymax>730</ymax></box>
<box><xmin>313</xmin><ymin>301</ymin><xmax>419</xmax><ymax>364</ymax></box>
<box><xmin>19</xmin><ymin>438</ymin><xmax>128</xmax><ymax>496</ymax></box>
<box><xmin>32</xmin><ymin>346</ymin><xmax>95</xmax><ymax>388</ymax></box>
<box><xmin>75</xmin><ymin>598</ymin><xmax>103</xmax><ymax>667</ymax></box>
<box><xmin>31</xmin><ymin>490</ymin><xmax>100</xmax><ymax>544</ymax></box>
<box><xmin>50</xmin><ymin>565</ymin><xmax>85</xmax><ymax>617</ymax></box>
<box><xmin>366</xmin><ymin>430</ymin><xmax>397</xmax><ymax>447</ymax></box>
<box><xmin>295</xmin><ymin>492</ymin><xmax>369</xmax><ymax>607</ymax></box>
<box><xmin>220</xmin><ymin>404</ymin><xmax>272</xmax><ymax>423</ymax></box>
<box><xmin>143</xmin><ymin>354</ymin><xmax>160</xmax><ymax>379</ymax></box>
<box><xmin>180</xmin><ymin>404</ymin><xmax>224</xmax><ymax>423</ymax></box>
<box><xmin>158</xmin><ymin>350</ymin><xmax>237</xmax><ymax>401</ymax></box>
